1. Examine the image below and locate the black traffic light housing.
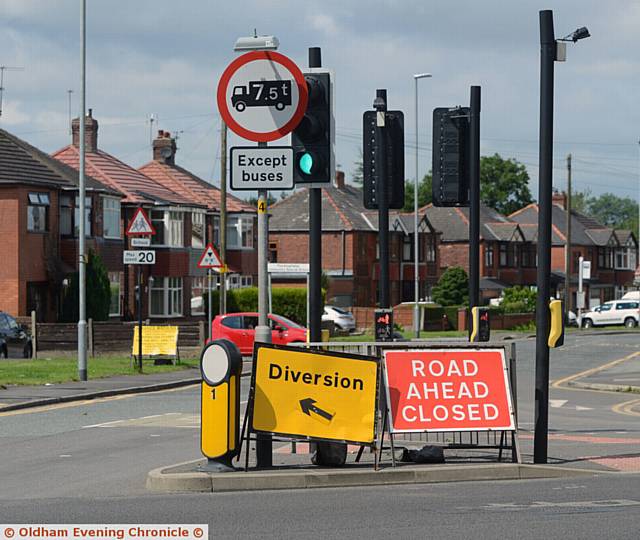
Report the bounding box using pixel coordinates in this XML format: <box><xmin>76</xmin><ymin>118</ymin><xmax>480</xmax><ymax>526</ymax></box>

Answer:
<box><xmin>291</xmin><ymin>71</ymin><xmax>334</xmax><ymax>184</ymax></box>
<box><xmin>432</xmin><ymin>107</ymin><xmax>470</xmax><ymax>207</ymax></box>
<box><xmin>470</xmin><ymin>306</ymin><xmax>490</xmax><ymax>342</ymax></box>
<box><xmin>362</xmin><ymin>110</ymin><xmax>405</xmax><ymax>209</ymax></box>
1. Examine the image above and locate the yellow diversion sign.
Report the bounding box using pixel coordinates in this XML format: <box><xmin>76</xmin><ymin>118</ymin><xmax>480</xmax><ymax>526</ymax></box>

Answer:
<box><xmin>131</xmin><ymin>326</ymin><xmax>179</xmax><ymax>357</ymax></box>
<box><xmin>250</xmin><ymin>344</ymin><xmax>379</xmax><ymax>444</ymax></box>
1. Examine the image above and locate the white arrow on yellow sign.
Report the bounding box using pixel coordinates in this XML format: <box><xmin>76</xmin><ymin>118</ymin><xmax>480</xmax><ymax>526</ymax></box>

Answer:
<box><xmin>250</xmin><ymin>344</ymin><xmax>379</xmax><ymax>444</ymax></box>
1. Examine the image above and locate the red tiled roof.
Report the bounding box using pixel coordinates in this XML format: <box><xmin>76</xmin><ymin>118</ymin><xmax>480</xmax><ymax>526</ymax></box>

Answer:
<box><xmin>138</xmin><ymin>160</ymin><xmax>254</xmax><ymax>213</ymax></box>
<box><xmin>52</xmin><ymin>145</ymin><xmax>197</xmax><ymax>206</ymax></box>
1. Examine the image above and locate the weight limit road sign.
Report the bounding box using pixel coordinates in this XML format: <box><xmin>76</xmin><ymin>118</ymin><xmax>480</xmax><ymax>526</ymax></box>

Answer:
<box><xmin>217</xmin><ymin>51</ymin><xmax>308</xmax><ymax>142</ymax></box>
<box><xmin>250</xmin><ymin>344</ymin><xmax>379</xmax><ymax>444</ymax></box>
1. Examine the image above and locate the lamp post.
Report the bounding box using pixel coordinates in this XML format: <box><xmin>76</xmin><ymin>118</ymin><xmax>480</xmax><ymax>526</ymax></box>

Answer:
<box><xmin>534</xmin><ymin>10</ymin><xmax>589</xmax><ymax>464</ymax></box>
<box><xmin>413</xmin><ymin>73</ymin><xmax>432</xmax><ymax>339</ymax></box>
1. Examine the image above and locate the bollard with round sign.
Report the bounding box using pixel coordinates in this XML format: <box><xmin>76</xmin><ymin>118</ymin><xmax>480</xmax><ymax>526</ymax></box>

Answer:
<box><xmin>199</xmin><ymin>339</ymin><xmax>243</xmax><ymax>472</ymax></box>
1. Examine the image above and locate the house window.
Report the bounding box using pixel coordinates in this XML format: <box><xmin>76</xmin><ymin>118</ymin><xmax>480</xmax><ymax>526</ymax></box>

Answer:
<box><xmin>521</xmin><ymin>244</ymin><xmax>537</xmax><ymax>268</ymax></box>
<box><xmin>598</xmin><ymin>247</ymin><xmax>613</xmax><ymax>269</ymax></box>
<box><xmin>499</xmin><ymin>243</ymin><xmax>518</xmax><ymax>267</ymax></box>
<box><xmin>27</xmin><ymin>192</ymin><xmax>50</xmax><ymax>232</ymax></box>
<box><xmin>149</xmin><ymin>277</ymin><xmax>183</xmax><ymax>317</ymax></box>
<box><xmin>213</xmin><ymin>215</ymin><xmax>220</xmax><ymax>246</ymax></box>
<box><xmin>227</xmin><ymin>215</ymin><xmax>253</xmax><ymax>249</ymax></box>
<box><xmin>74</xmin><ymin>196</ymin><xmax>92</xmax><ymax>237</ymax></box>
<box><xmin>192</xmin><ymin>212</ymin><xmax>205</xmax><ymax>248</ymax></box>
<box><xmin>60</xmin><ymin>196</ymin><xmax>73</xmax><ymax>236</ymax></box>
<box><xmin>499</xmin><ymin>244</ymin><xmax>508</xmax><ymax>267</ymax></box>
<box><xmin>151</xmin><ymin>210</ymin><xmax>184</xmax><ymax>247</ymax></box>
<box><xmin>402</xmin><ymin>236</ymin><xmax>413</xmax><ymax>261</ymax></box>
<box><xmin>227</xmin><ymin>274</ymin><xmax>253</xmax><ymax>289</ymax></box>
<box><xmin>269</xmin><ymin>242</ymin><xmax>278</xmax><ymax>262</ymax></box>
<box><xmin>485</xmin><ymin>244</ymin><xmax>494</xmax><ymax>268</ymax></box>
<box><xmin>191</xmin><ymin>276</ymin><xmax>206</xmax><ymax>315</ymax></box>
<box><xmin>103</xmin><ymin>197</ymin><xmax>120</xmax><ymax>239</ymax></box>
<box><xmin>108</xmin><ymin>272</ymin><xmax>121</xmax><ymax>316</ymax></box>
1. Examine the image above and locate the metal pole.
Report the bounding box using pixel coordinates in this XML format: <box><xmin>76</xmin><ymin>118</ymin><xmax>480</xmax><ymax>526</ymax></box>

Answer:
<box><xmin>534</xmin><ymin>9</ymin><xmax>556</xmax><ymax>464</ymax></box>
<box><xmin>137</xmin><ymin>265</ymin><xmax>143</xmax><ymax>373</ymax></box>
<box><xmin>578</xmin><ymin>255</ymin><xmax>584</xmax><ymax>325</ymax></box>
<box><xmin>255</xmin><ymin>148</ymin><xmax>272</xmax><ymax>467</ymax></box>
<box><xmin>77</xmin><ymin>0</ymin><xmax>88</xmax><ymax>382</ymax></box>
<box><xmin>375</xmin><ymin>89</ymin><xmax>390</xmax><ymax>311</ymax></box>
<box><xmin>219</xmin><ymin>121</ymin><xmax>228</xmax><ymax>315</ymax></box>
<box><xmin>565</xmin><ymin>154</ymin><xmax>572</xmax><ymax>319</ymax></box>
<box><xmin>207</xmin><ymin>269</ymin><xmax>212</xmax><ymax>342</ymax></box>
<box><xmin>414</xmin><ymin>77</ymin><xmax>420</xmax><ymax>338</ymax></box>
<box><xmin>469</xmin><ymin>86</ymin><xmax>481</xmax><ymax>319</ymax></box>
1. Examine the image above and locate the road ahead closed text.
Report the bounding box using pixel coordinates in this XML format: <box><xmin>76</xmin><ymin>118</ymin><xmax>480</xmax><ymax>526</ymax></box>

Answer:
<box><xmin>251</xmin><ymin>346</ymin><xmax>378</xmax><ymax>444</ymax></box>
<box><xmin>383</xmin><ymin>349</ymin><xmax>515</xmax><ymax>433</ymax></box>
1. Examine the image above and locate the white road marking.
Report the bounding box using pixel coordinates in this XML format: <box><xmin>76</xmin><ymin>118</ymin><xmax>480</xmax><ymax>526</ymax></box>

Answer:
<box><xmin>575</xmin><ymin>405</ymin><xmax>594</xmax><ymax>411</ymax></box>
<box><xmin>550</xmin><ymin>399</ymin><xmax>568</xmax><ymax>408</ymax></box>
<box><xmin>59</xmin><ymin>454</ymin><xmax>72</xmax><ymax>458</ymax></box>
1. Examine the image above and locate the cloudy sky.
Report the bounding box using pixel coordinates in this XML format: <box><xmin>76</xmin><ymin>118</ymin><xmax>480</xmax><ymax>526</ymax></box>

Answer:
<box><xmin>1</xmin><ymin>0</ymin><xmax>639</xmax><ymax>203</ymax></box>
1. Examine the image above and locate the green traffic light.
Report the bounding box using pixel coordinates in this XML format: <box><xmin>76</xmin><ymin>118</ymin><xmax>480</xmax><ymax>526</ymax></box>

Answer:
<box><xmin>299</xmin><ymin>152</ymin><xmax>313</xmax><ymax>175</ymax></box>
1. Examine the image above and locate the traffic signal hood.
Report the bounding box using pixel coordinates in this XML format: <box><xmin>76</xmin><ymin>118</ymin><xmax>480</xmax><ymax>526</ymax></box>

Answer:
<box><xmin>291</xmin><ymin>71</ymin><xmax>333</xmax><ymax>184</ymax></box>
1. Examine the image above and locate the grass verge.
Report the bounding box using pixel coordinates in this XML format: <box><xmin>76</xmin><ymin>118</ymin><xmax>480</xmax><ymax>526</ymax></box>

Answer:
<box><xmin>0</xmin><ymin>355</ymin><xmax>199</xmax><ymax>386</ymax></box>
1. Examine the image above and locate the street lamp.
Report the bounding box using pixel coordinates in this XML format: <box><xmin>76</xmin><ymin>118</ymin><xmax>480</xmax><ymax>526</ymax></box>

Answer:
<box><xmin>413</xmin><ymin>72</ymin><xmax>432</xmax><ymax>339</ymax></box>
<box><xmin>534</xmin><ymin>10</ymin><xmax>590</xmax><ymax>464</ymax></box>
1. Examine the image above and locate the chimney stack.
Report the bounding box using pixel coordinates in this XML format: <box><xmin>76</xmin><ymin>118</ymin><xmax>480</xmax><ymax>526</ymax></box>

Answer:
<box><xmin>334</xmin><ymin>170</ymin><xmax>345</xmax><ymax>189</ymax></box>
<box><xmin>552</xmin><ymin>191</ymin><xmax>567</xmax><ymax>210</ymax></box>
<box><xmin>71</xmin><ymin>108</ymin><xmax>99</xmax><ymax>153</ymax></box>
<box><xmin>152</xmin><ymin>130</ymin><xmax>177</xmax><ymax>165</ymax></box>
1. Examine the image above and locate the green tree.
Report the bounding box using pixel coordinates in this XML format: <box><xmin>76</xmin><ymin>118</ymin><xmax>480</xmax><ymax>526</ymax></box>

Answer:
<box><xmin>480</xmin><ymin>154</ymin><xmax>533</xmax><ymax>215</ymax></box>
<box><xmin>352</xmin><ymin>147</ymin><xmax>364</xmax><ymax>185</ymax></box>
<box><xmin>61</xmin><ymin>250</ymin><xmax>111</xmax><ymax>322</ymax></box>
<box><xmin>570</xmin><ymin>188</ymin><xmax>592</xmax><ymax>213</ymax></box>
<box><xmin>432</xmin><ymin>267</ymin><xmax>469</xmax><ymax>306</ymax></box>
<box><xmin>403</xmin><ymin>173</ymin><xmax>433</xmax><ymax>212</ymax></box>
<box><xmin>587</xmin><ymin>192</ymin><xmax>639</xmax><ymax>237</ymax></box>
<box><xmin>246</xmin><ymin>193</ymin><xmax>277</xmax><ymax>206</ymax></box>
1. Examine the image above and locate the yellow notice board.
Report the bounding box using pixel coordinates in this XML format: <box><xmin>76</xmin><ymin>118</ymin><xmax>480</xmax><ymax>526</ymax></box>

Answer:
<box><xmin>250</xmin><ymin>344</ymin><xmax>379</xmax><ymax>445</ymax></box>
<box><xmin>131</xmin><ymin>326</ymin><xmax>179</xmax><ymax>356</ymax></box>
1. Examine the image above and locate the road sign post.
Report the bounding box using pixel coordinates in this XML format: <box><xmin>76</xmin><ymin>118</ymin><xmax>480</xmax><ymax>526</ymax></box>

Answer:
<box><xmin>197</xmin><ymin>243</ymin><xmax>224</xmax><ymax>342</ymax></box>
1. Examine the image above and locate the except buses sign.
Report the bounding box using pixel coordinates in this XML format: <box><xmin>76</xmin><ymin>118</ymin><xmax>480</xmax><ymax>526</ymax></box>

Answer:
<box><xmin>383</xmin><ymin>348</ymin><xmax>515</xmax><ymax>433</ymax></box>
<box><xmin>250</xmin><ymin>344</ymin><xmax>379</xmax><ymax>444</ymax></box>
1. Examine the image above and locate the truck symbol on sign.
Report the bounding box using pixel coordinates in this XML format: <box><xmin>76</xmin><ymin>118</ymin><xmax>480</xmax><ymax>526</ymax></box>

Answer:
<box><xmin>231</xmin><ymin>80</ymin><xmax>292</xmax><ymax>112</ymax></box>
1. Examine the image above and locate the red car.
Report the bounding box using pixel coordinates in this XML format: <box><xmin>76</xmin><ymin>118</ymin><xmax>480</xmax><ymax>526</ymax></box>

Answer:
<box><xmin>211</xmin><ymin>312</ymin><xmax>308</xmax><ymax>356</ymax></box>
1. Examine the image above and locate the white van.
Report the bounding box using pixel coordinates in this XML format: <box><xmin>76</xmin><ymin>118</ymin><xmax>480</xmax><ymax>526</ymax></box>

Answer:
<box><xmin>582</xmin><ymin>300</ymin><xmax>639</xmax><ymax>328</ymax></box>
<box><xmin>621</xmin><ymin>290</ymin><xmax>640</xmax><ymax>301</ymax></box>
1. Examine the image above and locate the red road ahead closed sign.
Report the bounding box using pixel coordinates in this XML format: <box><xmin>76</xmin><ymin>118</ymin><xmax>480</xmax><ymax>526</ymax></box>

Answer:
<box><xmin>383</xmin><ymin>349</ymin><xmax>515</xmax><ymax>433</ymax></box>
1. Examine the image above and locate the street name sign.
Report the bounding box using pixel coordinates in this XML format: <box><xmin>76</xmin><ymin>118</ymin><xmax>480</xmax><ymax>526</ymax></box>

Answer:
<box><xmin>217</xmin><ymin>51</ymin><xmax>308</xmax><ymax>142</ymax></box>
<box><xmin>197</xmin><ymin>243</ymin><xmax>223</xmax><ymax>269</ymax></box>
<box><xmin>250</xmin><ymin>344</ymin><xmax>379</xmax><ymax>444</ymax></box>
<box><xmin>383</xmin><ymin>348</ymin><xmax>515</xmax><ymax>433</ymax></box>
<box><xmin>131</xmin><ymin>237</ymin><xmax>151</xmax><ymax>247</ymax></box>
<box><xmin>126</xmin><ymin>207</ymin><xmax>155</xmax><ymax>236</ymax></box>
<box><xmin>230</xmin><ymin>146</ymin><xmax>294</xmax><ymax>190</ymax></box>
<box><xmin>267</xmin><ymin>263</ymin><xmax>310</xmax><ymax>273</ymax></box>
<box><xmin>123</xmin><ymin>250</ymin><xmax>156</xmax><ymax>265</ymax></box>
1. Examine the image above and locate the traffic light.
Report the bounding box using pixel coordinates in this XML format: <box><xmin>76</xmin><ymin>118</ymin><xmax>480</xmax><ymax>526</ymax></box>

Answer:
<box><xmin>291</xmin><ymin>71</ymin><xmax>334</xmax><ymax>184</ymax></box>
<box><xmin>432</xmin><ymin>107</ymin><xmax>470</xmax><ymax>207</ymax></box>
<box><xmin>470</xmin><ymin>306</ymin><xmax>490</xmax><ymax>342</ymax></box>
<box><xmin>362</xmin><ymin>110</ymin><xmax>405</xmax><ymax>209</ymax></box>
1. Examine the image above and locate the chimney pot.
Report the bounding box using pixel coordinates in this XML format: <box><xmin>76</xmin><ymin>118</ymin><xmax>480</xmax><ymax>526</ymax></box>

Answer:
<box><xmin>335</xmin><ymin>170</ymin><xmax>345</xmax><ymax>189</ymax></box>
<box><xmin>71</xmin><ymin>112</ymin><xmax>99</xmax><ymax>152</ymax></box>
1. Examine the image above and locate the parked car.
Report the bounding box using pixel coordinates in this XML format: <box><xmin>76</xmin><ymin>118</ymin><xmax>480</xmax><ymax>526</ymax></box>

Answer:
<box><xmin>0</xmin><ymin>312</ymin><xmax>33</xmax><ymax>358</ymax></box>
<box><xmin>211</xmin><ymin>312</ymin><xmax>308</xmax><ymax>356</ymax></box>
<box><xmin>322</xmin><ymin>305</ymin><xmax>356</xmax><ymax>333</ymax></box>
<box><xmin>581</xmin><ymin>300</ymin><xmax>639</xmax><ymax>328</ymax></box>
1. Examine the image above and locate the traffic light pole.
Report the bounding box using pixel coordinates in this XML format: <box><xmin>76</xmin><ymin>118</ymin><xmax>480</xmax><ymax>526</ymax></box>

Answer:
<box><xmin>534</xmin><ymin>9</ymin><xmax>556</xmax><ymax>464</ymax></box>
<box><xmin>375</xmin><ymin>89</ymin><xmax>390</xmax><ymax>311</ymax></box>
<box><xmin>468</xmin><ymin>86</ymin><xmax>481</xmax><ymax>324</ymax></box>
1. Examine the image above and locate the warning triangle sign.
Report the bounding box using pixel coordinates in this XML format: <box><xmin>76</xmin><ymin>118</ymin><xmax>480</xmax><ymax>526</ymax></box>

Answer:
<box><xmin>126</xmin><ymin>207</ymin><xmax>156</xmax><ymax>236</ymax></box>
<box><xmin>198</xmin><ymin>243</ymin><xmax>223</xmax><ymax>269</ymax></box>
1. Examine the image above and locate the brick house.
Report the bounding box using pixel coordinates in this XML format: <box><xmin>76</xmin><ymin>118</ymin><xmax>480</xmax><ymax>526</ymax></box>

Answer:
<box><xmin>0</xmin><ymin>127</ymin><xmax>123</xmax><ymax>321</ymax></box>
<box><xmin>509</xmin><ymin>193</ymin><xmax>638</xmax><ymax>309</ymax></box>
<box><xmin>269</xmin><ymin>172</ymin><xmax>440</xmax><ymax>307</ymax></box>
<box><xmin>139</xmin><ymin>130</ymin><xmax>257</xmax><ymax>299</ymax></box>
<box><xmin>423</xmin><ymin>203</ymin><xmax>536</xmax><ymax>301</ymax></box>
<box><xmin>53</xmin><ymin>112</ymin><xmax>213</xmax><ymax>321</ymax></box>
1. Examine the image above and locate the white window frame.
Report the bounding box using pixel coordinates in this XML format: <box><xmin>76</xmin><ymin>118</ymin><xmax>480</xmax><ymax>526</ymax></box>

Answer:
<box><xmin>74</xmin><ymin>196</ymin><xmax>92</xmax><ymax>238</ymax></box>
<box><xmin>191</xmin><ymin>276</ymin><xmax>206</xmax><ymax>316</ymax></box>
<box><xmin>149</xmin><ymin>277</ymin><xmax>183</xmax><ymax>317</ymax></box>
<box><xmin>192</xmin><ymin>211</ymin><xmax>205</xmax><ymax>248</ymax></box>
<box><xmin>108</xmin><ymin>272</ymin><xmax>122</xmax><ymax>316</ymax></box>
<box><xmin>27</xmin><ymin>192</ymin><xmax>50</xmax><ymax>232</ymax></box>
<box><xmin>151</xmin><ymin>209</ymin><xmax>184</xmax><ymax>247</ymax></box>
<box><xmin>227</xmin><ymin>215</ymin><xmax>254</xmax><ymax>250</ymax></box>
<box><xmin>103</xmin><ymin>196</ymin><xmax>121</xmax><ymax>239</ymax></box>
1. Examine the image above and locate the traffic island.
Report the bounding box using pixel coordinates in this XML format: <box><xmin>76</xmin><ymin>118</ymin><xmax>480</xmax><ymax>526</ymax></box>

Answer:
<box><xmin>146</xmin><ymin>457</ymin><xmax>599</xmax><ymax>494</ymax></box>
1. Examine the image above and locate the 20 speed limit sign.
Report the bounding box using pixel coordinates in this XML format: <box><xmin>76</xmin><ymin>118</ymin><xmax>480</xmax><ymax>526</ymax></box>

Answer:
<box><xmin>123</xmin><ymin>250</ymin><xmax>156</xmax><ymax>265</ymax></box>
